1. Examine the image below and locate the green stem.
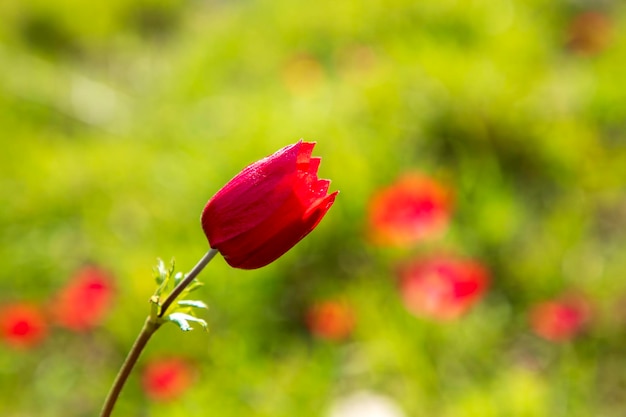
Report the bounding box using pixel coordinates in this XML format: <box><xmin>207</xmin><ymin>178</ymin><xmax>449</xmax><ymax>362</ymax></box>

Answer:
<box><xmin>99</xmin><ymin>317</ymin><xmax>160</xmax><ymax>417</ymax></box>
<box><xmin>158</xmin><ymin>248</ymin><xmax>219</xmax><ymax>317</ymax></box>
<box><xmin>99</xmin><ymin>248</ymin><xmax>219</xmax><ymax>417</ymax></box>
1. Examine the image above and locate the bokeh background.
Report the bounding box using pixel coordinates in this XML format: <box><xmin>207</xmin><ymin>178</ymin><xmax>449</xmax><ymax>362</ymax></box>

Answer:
<box><xmin>1</xmin><ymin>0</ymin><xmax>626</xmax><ymax>416</ymax></box>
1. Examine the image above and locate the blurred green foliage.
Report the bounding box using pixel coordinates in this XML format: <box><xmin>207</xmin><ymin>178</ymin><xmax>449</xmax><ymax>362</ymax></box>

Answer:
<box><xmin>1</xmin><ymin>0</ymin><xmax>626</xmax><ymax>416</ymax></box>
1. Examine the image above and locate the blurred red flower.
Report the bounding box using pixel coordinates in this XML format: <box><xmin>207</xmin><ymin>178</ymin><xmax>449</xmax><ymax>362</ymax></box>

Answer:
<box><xmin>0</xmin><ymin>303</ymin><xmax>48</xmax><ymax>349</ymax></box>
<box><xmin>141</xmin><ymin>357</ymin><xmax>194</xmax><ymax>402</ymax></box>
<box><xmin>566</xmin><ymin>11</ymin><xmax>613</xmax><ymax>56</ymax></box>
<box><xmin>202</xmin><ymin>140</ymin><xmax>338</xmax><ymax>269</ymax></box>
<box><xmin>368</xmin><ymin>174</ymin><xmax>452</xmax><ymax>246</ymax></box>
<box><xmin>398</xmin><ymin>255</ymin><xmax>489</xmax><ymax>320</ymax></box>
<box><xmin>530</xmin><ymin>295</ymin><xmax>591</xmax><ymax>342</ymax></box>
<box><xmin>52</xmin><ymin>265</ymin><xmax>115</xmax><ymax>331</ymax></box>
<box><xmin>306</xmin><ymin>300</ymin><xmax>355</xmax><ymax>341</ymax></box>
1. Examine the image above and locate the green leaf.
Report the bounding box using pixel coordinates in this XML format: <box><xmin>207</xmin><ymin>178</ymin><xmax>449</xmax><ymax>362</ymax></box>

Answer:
<box><xmin>168</xmin><ymin>258</ymin><xmax>176</xmax><ymax>277</ymax></box>
<box><xmin>166</xmin><ymin>312</ymin><xmax>208</xmax><ymax>332</ymax></box>
<box><xmin>174</xmin><ymin>272</ymin><xmax>185</xmax><ymax>285</ymax></box>
<box><xmin>177</xmin><ymin>300</ymin><xmax>208</xmax><ymax>309</ymax></box>
<box><xmin>153</xmin><ymin>258</ymin><xmax>179</xmax><ymax>299</ymax></box>
<box><xmin>183</xmin><ymin>281</ymin><xmax>204</xmax><ymax>293</ymax></box>
<box><xmin>154</xmin><ymin>258</ymin><xmax>168</xmax><ymax>285</ymax></box>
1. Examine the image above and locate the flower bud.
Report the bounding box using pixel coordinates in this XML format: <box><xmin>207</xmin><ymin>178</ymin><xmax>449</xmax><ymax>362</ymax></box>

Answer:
<box><xmin>201</xmin><ymin>140</ymin><xmax>338</xmax><ymax>269</ymax></box>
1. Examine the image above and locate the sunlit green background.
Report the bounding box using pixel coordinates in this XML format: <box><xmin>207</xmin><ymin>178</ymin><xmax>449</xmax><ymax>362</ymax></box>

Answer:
<box><xmin>2</xmin><ymin>0</ymin><xmax>626</xmax><ymax>416</ymax></box>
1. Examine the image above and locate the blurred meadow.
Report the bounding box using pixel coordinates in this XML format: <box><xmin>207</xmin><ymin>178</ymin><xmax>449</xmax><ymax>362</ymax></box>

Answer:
<box><xmin>1</xmin><ymin>0</ymin><xmax>626</xmax><ymax>416</ymax></box>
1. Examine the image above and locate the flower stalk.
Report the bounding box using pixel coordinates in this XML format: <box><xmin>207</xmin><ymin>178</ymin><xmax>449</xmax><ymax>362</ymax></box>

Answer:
<box><xmin>99</xmin><ymin>316</ymin><xmax>161</xmax><ymax>417</ymax></box>
<box><xmin>99</xmin><ymin>249</ymin><xmax>218</xmax><ymax>417</ymax></box>
<box><xmin>98</xmin><ymin>140</ymin><xmax>336</xmax><ymax>416</ymax></box>
<box><xmin>158</xmin><ymin>249</ymin><xmax>218</xmax><ymax>317</ymax></box>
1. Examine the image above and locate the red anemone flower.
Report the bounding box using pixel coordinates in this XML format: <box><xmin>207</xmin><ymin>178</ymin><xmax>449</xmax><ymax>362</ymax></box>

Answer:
<box><xmin>141</xmin><ymin>357</ymin><xmax>194</xmax><ymax>402</ymax></box>
<box><xmin>530</xmin><ymin>295</ymin><xmax>591</xmax><ymax>342</ymax></box>
<box><xmin>306</xmin><ymin>300</ymin><xmax>355</xmax><ymax>341</ymax></box>
<box><xmin>0</xmin><ymin>303</ymin><xmax>48</xmax><ymax>349</ymax></box>
<box><xmin>398</xmin><ymin>255</ymin><xmax>489</xmax><ymax>320</ymax></box>
<box><xmin>52</xmin><ymin>265</ymin><xmax>116</xmax><ymax>331</ymax></box>
<box><xmin>201</xmin><ymin>140</ymin><xmax>338</xmax><ymax>269</ymax></box>
<box><xmin>368</xmin><ymin>174</ymin><xmax>452</xmax><ymax>246</ymax></box>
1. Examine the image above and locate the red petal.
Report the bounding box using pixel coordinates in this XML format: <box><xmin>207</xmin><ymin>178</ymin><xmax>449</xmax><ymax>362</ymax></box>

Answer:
<box><xmin>202</xmin><ymin>142</ymin><xmax>307</xmax><ymax>247</ymax></box>
<box><xmin>296</xmin><ymin>141</ymin><xmax>315</xmax><ymax>166</ymax></box>
<box><xmin>223</xmin><ymin>191</ymin><xmax>337</xmax><ymax>269</ymax></box>
<box><xmin>201</xmin><ymin>140</ymin><xmax>338</xmax><ymax>269</ymax></box>
<box><xmin>307</xmin><ymin>157</ymin><xmax>321</xmax><ymax>177</ymax></box>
